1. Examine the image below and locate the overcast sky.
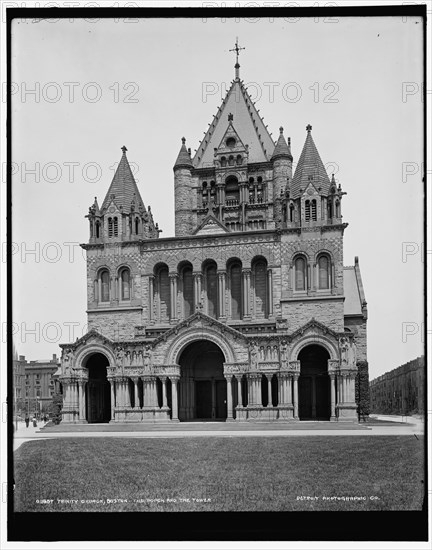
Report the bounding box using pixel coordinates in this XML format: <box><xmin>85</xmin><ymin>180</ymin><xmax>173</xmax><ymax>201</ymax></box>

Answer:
<box><xmin>9</xmin><ymin>14</ymin><xmax>425</xmax><ymax>380</ymax></box>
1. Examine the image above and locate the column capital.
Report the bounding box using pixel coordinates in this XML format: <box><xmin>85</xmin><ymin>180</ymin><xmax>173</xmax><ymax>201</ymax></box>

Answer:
<box><xmin>242</xmin><ymin>268</ymin><xmax>252</xmax><ymax>276</ymax></box>
<box><xmin>169</xmin><ymin>375</ymin><xmax>180</xmax><ymax>382</ymax></box>
<box><xmin>169</xmin><ymin>272</ymin><xmax>179</xmax><ymax>280</ymax></box>
<box><xmin>224</xmin><ymin>374</ymin><xmax>234</xmax><ymax>381</ymax></box>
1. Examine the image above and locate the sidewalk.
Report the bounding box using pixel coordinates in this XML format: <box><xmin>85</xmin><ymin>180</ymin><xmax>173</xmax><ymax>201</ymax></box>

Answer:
<box><xmin>12</xmin><ymin>416</ymin><xmax>424</xmax><ymax>451</ymax></box>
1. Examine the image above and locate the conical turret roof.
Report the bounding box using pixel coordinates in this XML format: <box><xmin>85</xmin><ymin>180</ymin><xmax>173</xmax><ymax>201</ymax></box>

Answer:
<box><xmin>174</xmin><ymin>137</ymin><xmax>193</xmax><ymax>169</ymax></box>
<box><xmin>271</xmin><ymin>127</ymin><xmax>292</xmax><ymax>160</ymax></box>
<box><xmin>291</xmin><ymin>125</ymin><xmax>331</xmax><ymax>199</ymax></box>
<box><xmin>101</xmin><ymin>146</ymin><xmax>146</xmax><ymax>215</ymax></box>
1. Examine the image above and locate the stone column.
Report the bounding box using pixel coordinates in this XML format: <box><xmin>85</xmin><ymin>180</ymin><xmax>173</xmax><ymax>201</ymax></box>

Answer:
<box><xmin>293</xmin><ymin>374</ymin><xmax>299</xmax><ymax>418</ymax></box>
<box><xmin>77</xmin><ymin>380</ymin><xmax>86</xmax><ymax>422</ymax></box>
<box><xmin>149</xmin><ymin>276</ymin><xmax>154</xmax><ymax>323</ymax></box>
<box><xmin>330</xmin><ymin>374</ymin><xmax>336</xmax><ymax>420</ymax></box>
<box><xmin>242</xmin><ymin>269</ymin><xmax>251</xmax><ymax>319</ymax></box>
<box><xmin>160</xmin><ymin>376</ymin><xmax>168</xmax><ymax>409</ymax></box>
<box><xmin>217</xmin><ymin>271</ymin><xmax>226</xmax><ymax>318</ymax></box>
<box><xmin>225</xmin><ymin>375</ymin><xmax>234</xmax><ymax>421</ymax></box>
<box><xmin>169</xmin><ymin>273</ymin><xmax>178</xmax><ymax>321</ymax></box>
<box><xmin>109</xmin><ymin>378</ymin><xmax>115</xmax><ymax>420</ymax></box>
<box><xmin>266</xmin><ymin>374</ymin><xmax>272</xmax><ymax>407</ymax></box>
<box><xmin>170</xmin><ymin>376</ymin><xmax>179</xmax><ymax>421</ymax></box>
<box><xmin>277</xmin><ymin>373</ymin><xmax>284</xmax><ymax>404</ymax></box>
<box><xmin>193</xmin><ymin>272</ymin><xmax>202</xmax><ymax>308</ymax></box>
<box><xmin>132</xmin><ymin>377</ymin><xmax>140</xmax><ymax>408</ymax></box>
<box><xmin>237</xmin><ymin>375</ymin><xmax>244</xmax><ymax>407</ymax></box>
<box><xmin>256</xmin><ymin>374</ymin><xmax>262</xmax><ymax>407</ymax></box>
<box><xmin>267</xmin><ymin>269</ymin><xmax>273</xmax><ymax>317</ymax></box>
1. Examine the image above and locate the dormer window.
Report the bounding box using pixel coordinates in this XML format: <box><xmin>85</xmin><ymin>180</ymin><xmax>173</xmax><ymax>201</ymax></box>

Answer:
<box><xmin>226</xmin><ymin>137</ymin><xmax>236</xmax><ymax>148</ymax></box>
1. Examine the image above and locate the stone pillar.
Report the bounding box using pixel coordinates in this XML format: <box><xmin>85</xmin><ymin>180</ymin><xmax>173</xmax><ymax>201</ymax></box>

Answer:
<box><xmin>77</xmin><ymin>380</ymin><xmax>87</xmax><ymax>422</ymax></box>
<box><xmin>109</xmin><ymin>378</ymin><xmax>115</xmax><ymax>420</ymax></box>
<box><xmin>132</xmin><ymin>377</ymin><xmax>140</xmax><ymax>408</ymax></box>
<box><xmin>170</xmin><ymin>376</ymin><xmax>179</xmax><ymax>421</ymax></box>
<box><xmin>256</xmin><ymin>375</ymin><xmax>262</xmax><ymax>406</ymax></box>
<box><xmin>266</xmin><ymin>375</ymin><xmax>272</xmax><ymax>407</ymax></box>
<box><xmin>330</xmin><ymin>374</ymin><xmax>336</xmax><ymax>420</ymax></box>
<box><xmin>149</xmin><ymin>276</ymin><xmax>154</xmax><ymax>323</ymax></box>
<box><xmin>242</xmin><ymin>269</ymin><xmax>251</xmax><ymax>319</ymax></box>
<box><xmin>169</xmin><ymin>273</ymin><xmax>178</xmax><ymax>321</ymax></box>
<box><xmin>193</xmin><ymin>272</ymin><xmax>203</xmax><ymax>309</ymax></box>
<box><xmin>238</xmin><ymin>375</ymin><xmax>244</xmax><ymax>407</ymax></box>
<box><xmin>218</xmin><ymin>271</ymin><xmax>226</xmax><ymax>318</ymax></box>
<box><xmin>293</xmin><ymin>374</ymin><xmax>299</xmax><ymax>418</ymax></box>
<box><xmin>267</xmin><ymin>269</ymin><xmax>273</xmax><ymax>316</ymax></box>
<box><xmin>225</xmin><ymin>375</ymin><xmax>234</xmax><ymax>421</ymax></box>
<box><xmin>160</xmin><ymin>376</ymin><xmax>168</xmax><ymax>409</ymax></box>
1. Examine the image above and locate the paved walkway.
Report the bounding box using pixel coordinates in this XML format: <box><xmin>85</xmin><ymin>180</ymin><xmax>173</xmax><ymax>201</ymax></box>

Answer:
<box><xmin>12</xmin><ymin>415</ymin><xmax>424</xmax><ymax>451</ymax></box>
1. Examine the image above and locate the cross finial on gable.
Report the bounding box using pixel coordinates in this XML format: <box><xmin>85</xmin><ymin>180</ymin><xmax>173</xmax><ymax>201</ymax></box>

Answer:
<box><xmin>121</xmin><ymin>145</ymin><xmax>128</xmax><ymax>154</ymax></box>
<box><xmin>229</xmin><ymin>37</ymin><xmax>245</xmax><ymax>80</ymax></box>
<box><xmin>228</xmin><ymin>113</ymin><xmax>233</xmax><ymax>121</ymax></box>
<box><xmin>306</xmin><ymin>124</ymin><xmax>312</xmax><ymax>133</ymax></box>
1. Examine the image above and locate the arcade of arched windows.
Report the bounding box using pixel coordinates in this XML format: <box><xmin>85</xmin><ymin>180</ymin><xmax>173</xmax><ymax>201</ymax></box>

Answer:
<box><xmin>199</xmin><ymin>175</ymin><xmax>268</xmax><ymax>209</ymax></box>
<box><xmin>94</xmin><ymin>266</ymin><xmax>132</xmax><ymax>304</ymax></box>
<box><xmin>292</xmin><ymin>252</ymin><xmax>334</xmax><ymax>293</ymax></box>
<box><xmin>149</xmin><ymin>257</ymin><xmax>274</xmax><ymax>324</ymax></box>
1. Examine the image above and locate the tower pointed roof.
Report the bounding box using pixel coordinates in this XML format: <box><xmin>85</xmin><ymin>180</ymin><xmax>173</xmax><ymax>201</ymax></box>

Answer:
<box><xmin>101</xmin><ymin>146</ymin><xmax>146</xmax><ymax>215</ymax></box>
<box><xmin>291</xmin><ymin>125</ymin><xmax>331</xmax><ymax>199</ymax></box>
<box><xmin>193</xmin><ymin>80</ymin><xmax>275</xmax><ymax>168</ymax></box>
<box><xmin>271</xmin><ymin>126</ymin><xmax>292</xmax><ymax>160</ymax></box>
<box><xmin>174</xmin><ymin>137</ymin><xmax>193</xmax><ymax>169</ymax></box>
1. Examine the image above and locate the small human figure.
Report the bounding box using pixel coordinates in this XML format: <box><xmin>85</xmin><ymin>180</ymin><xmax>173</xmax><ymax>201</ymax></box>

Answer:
<box><xmin>32</xmin><ymin>416</ymin><xmax>37</xmax><ymax>427</ymax></box>
<box><xmin>25</xmin><ymin>414</ymin><xmax>30</xmax><ymax>428</ymax></box>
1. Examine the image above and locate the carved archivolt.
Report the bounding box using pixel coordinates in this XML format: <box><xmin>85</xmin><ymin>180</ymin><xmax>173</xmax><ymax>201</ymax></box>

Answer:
<box><xmin>166</xmin><ymin>327</ymin><xmax>237</xmax><ymax>365</ymax></box>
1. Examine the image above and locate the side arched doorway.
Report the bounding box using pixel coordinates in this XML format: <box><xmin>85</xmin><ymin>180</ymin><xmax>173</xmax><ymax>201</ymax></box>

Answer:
<box><xmin>85</xmin><ymin>353</ymin><xmax>111</xmax><ymax>423</ymax></box>
<box><xmin>298</xmin><ymin>345</ymin><xmax>330</xmax><ymax>420</ymax></box>
<box><xmin>178</xmin><ymin>340</ymin><xmax>227</xmax><ymax>421</ymax></box>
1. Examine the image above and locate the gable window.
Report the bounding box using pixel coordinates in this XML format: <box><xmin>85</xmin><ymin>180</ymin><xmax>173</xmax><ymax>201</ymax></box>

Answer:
<box><xmin>220</xmin><ymin>157</ymin><xmax>227</xmax><ymax>167</ymax></box>
<box><xmin>113</xmin><ymin>217</ymin><xmax>118</xmax><ymax>237</ymax></box>
<box><xmin>236</xmin><ymin>155</ymin><xmax>242</xmax><ymax>166</ymax></box>
<box><xmin>108</xmin><ymin>217</ymin><xmax>113</xmax><ymax>237</ymax></box>
<box><xmin>311</xmin><ymin>199</ymin><xmax>317</xmax><ymax>221</ymax></box>
<box><xmin>295</xmin><ymin>257</ymin><xmax>306</xmax><ymax>291</ymax></box>
<box><xmin>305</xmin><ymin>200</ymin><xmax>311</xmax><ymax>221</ymax></box>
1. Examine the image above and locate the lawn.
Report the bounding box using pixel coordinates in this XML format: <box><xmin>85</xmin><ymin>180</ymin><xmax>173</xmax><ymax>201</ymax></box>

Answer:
<box><xmin>13</xmin><ymin>436</ymin><xmax>424</xmax><ymax>512</ymax></box>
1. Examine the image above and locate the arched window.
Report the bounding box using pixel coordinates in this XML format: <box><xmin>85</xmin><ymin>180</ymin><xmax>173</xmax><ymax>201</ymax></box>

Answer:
<box><xmin>135</xmin><ymin>217</ymin><xmax>139</xmax><ymax>235</ymax></box>
<box><xmin>236</xmin><ymin>155</ymin><xmax>242</xmax><ymax>165</ymax></box>
<box><xmin>108</xmin><ymin>217</ymin><xmax>113</xmax><ymax>238</ymax></box>
<box><xmin>100</xmin><ymin>270</ymin><xmax>110</xmax><ymax>302</ymax></box>
<box><xmin>220</xmin><ymin>157</ymin><xmax>227</xmax><ymax>167</ymax></box>
<box><xmin>253</xmin><ymin>259</ymin><xmax>268</xmax><ymax>318</ymax></box>
<box><xmin>120</xmin><ymin>268</ymin><xmax>131</xmax><ymax>300</ymax></box>
<box><xmin>95</xmin><ymin>221</ymin><xmax>100</xmax><ymax>238</ymax></box>
<box><xmin>229</xmin><ymin>262</ymin><xmax>242</xmax><ymax>320</ymax></box>
<box><xmin>327</xmin><ymin>199</ymin><xmax>333</xmax><ymax>219</ymax></box>
<box><xmin>205</xmin><ymin>263</ymin><xmax>218</xmax><ymax>318</ymax></box>
<box><xmin>225</xmin><ymin>176</ymin><xmax>240</xmax><ymax>204</ymax></box>
<box><xmin>113</xmin><ymin>217</ymin><xmax>118</xmax><ymax>237</ymax></box>
<box><xmin>156</xmin><ymin>265</ymin><xmax>171</xmax><ymax>322</ymax></box>
<box><xmin>295</xmin><ymin>257</ymin><xmax>306</xmax><ymax>291</ymax></box>
<box><xmin>182</xmin><ymin>265</ymin><xmax>194</xmax><ymax>318</ymax></box>
<box><xmin>289</xmin><ymin>203</ymin><xmax>294</xmax><ymax>222</ymax></box>
<box><xmin>228</xmin><ymin>155</ymin><xmax>234</xmax><ymax>166</ymax></box>
<box><xmin>318</xmin><ymin>255</ymin><xmax>330</xmax><ymax>290</ymax></box>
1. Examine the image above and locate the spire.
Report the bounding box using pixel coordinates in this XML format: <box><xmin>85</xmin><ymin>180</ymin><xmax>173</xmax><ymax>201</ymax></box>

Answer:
<box><xmin>291</xmin><ymin>125</ymin><xmax>331</xmax><ymax>199</ymax></box>
<box><xmin>101</xmin><ymin>146</ymin><xmax>145</xmax><ymax>214</ymax></box>
<box><xmin>271</xmin><ymin>126</ymin><xmax>292</xmax><ymax>161</ymax></box>
<box><xmin>229</xmin><ymin>37</ymin><xmax>245</xmax><ymax>81</ymax></box>
<box><xmin>174</xmin><ymin>137</ymin><xmax>193</xmax><ymax>169</ymax></box>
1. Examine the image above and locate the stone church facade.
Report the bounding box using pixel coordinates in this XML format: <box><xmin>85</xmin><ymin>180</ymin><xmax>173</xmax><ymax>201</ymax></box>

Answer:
<box><xmin>59</xmin><ymin>57</ymin><xmax>368</xmax><ymax>424</ymax></box>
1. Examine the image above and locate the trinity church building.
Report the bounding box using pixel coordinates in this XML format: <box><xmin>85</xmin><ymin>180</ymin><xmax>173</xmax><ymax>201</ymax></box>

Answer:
<box><xmin>59</xmin><ymin>55</ymin><xmax>368</xmax><ymax>424</ymax></box>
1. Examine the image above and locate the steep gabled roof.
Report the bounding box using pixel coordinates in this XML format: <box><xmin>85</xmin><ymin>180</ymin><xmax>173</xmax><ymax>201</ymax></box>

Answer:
<box><xmin>271</xmin><ymin>127</ymin><xmax>292</xmax><ymax>160</ymax></box>
<box><xmin>291</xmin><ymin>125</ymin><xmax>331</xmax><ymax>199</ymax></box>
<box><xmin>193</xmin><ymin>80</ymin><xmax>275</xmax><ymax>168</ymax></box>
<box><xmin>174</xmin><ymin>137</ymin><xmax>193</xmax><ymax>169</ymax></box>
<box><xmin>193</xmin><ymin>214</ymin><xmax>229</xmax><ymax>235</ymax></box>
<box><xmin>101</xmin><ymin>146</ymin><xmax>146</xmax><ymax>215</ymax></box>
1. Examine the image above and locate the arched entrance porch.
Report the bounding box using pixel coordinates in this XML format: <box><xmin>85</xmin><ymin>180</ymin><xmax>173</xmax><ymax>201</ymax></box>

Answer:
<box><xmin>85</xmin><ymin>353</ymin><xmax>111</xmax><ymax>423</ymax></box>
<box><xmin>178</xmin><ymin>340</ymin><xmax>227</xmax><ymax>421</ymax></box>
<box><xmin>298</xmin><ymin>344</ymin><xmax>330</xmax><ymax>420</ymax></box>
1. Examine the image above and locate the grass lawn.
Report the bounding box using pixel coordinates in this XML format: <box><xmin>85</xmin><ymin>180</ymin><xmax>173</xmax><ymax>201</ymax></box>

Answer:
<box><xmin>13</xmin><ymin>436</ymin><xmax>424</xmax><ymax>512</ymax></box>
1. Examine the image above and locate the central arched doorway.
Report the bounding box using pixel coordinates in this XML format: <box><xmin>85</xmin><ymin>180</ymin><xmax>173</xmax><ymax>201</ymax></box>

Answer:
<box><xmin>178</xmin><ymin>340</ymin><xmax>227</xmax><ymax>421</ymax></box>
<box><xmin>85</xmin><ymin>353</ymin><xmax>111</xmax><ymax>423</ymax></box>
<box><xmin>298</xmin><ymin>345</ymin><xmax>330</xmax><ymax>420</ymax></box>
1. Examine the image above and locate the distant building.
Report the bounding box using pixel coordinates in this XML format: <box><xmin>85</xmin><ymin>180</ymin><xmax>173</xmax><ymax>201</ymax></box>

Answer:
<box><xmin>21</xmin><ymin>354</ymin><xmax>60</xmax><ymax>415</ymax></box>
<box><xmin>370</xmin><ymin>356</ymin><xmax>425</xmax><ymax>415</ymax></box>
<box><xmin>12</xmin><ymin>345</ymin><xmax>26</xmax><ymax>414</ymax></box>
